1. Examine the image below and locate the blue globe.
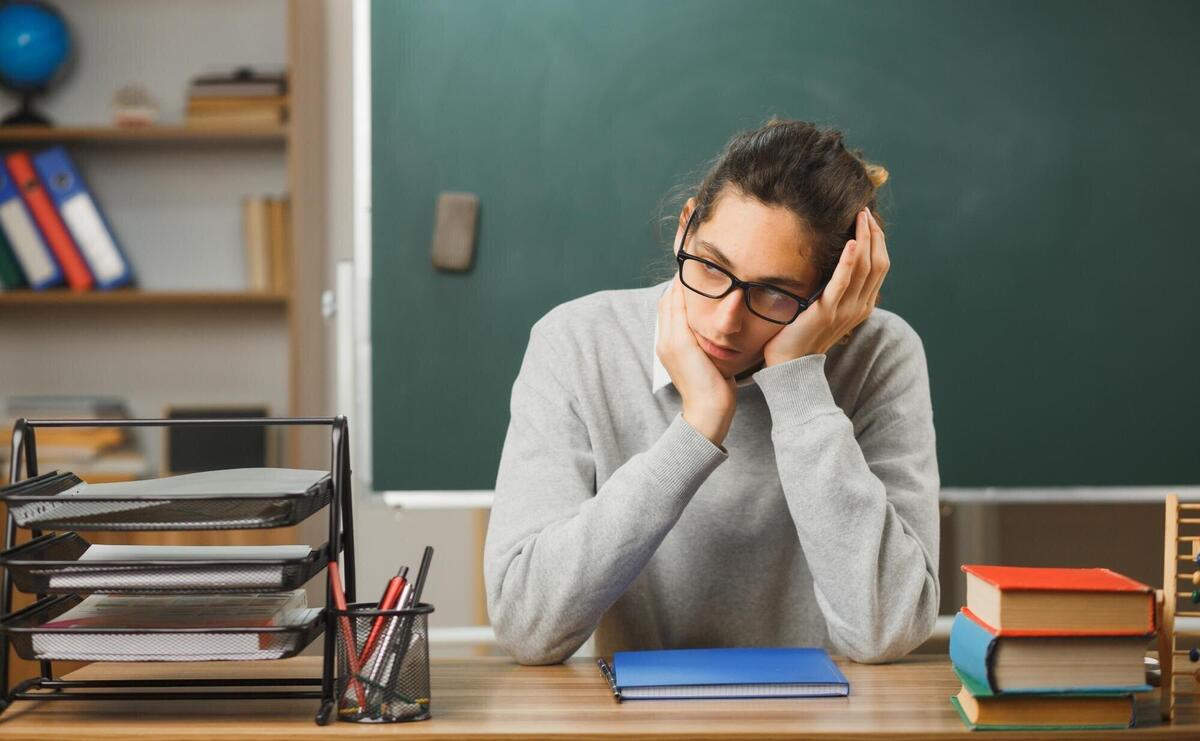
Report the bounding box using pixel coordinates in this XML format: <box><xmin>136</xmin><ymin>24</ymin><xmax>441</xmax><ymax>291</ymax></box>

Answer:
<box><xmin>0</xmin><ymin>3</ymin><xmax>70</xmax><ymax>92</ymax></box>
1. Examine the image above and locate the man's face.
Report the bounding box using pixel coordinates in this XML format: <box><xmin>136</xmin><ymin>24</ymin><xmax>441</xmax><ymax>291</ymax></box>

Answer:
<box><xmin>674</xmin><ymin>190</ymin><xmax>820</xmax><ymax>378</ymax></box>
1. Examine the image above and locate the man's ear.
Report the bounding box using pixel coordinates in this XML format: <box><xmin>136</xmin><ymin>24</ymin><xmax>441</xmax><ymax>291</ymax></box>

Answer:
<box><xmin>673</xmin><ymin>197</ymin><xmax>697</xmax><ymax>256</ymax></box>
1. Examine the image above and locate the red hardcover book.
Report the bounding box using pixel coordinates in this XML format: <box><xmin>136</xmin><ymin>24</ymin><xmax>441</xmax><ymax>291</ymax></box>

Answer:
<box><xmin>961</xmin><ymin>564</ymin><xmax>1155</xmax><ymax>637</ymax></box>
<box><xmin>6</xmin><ymin>151</ymin><xmax>93</xmax><ymax>290</ymax></box>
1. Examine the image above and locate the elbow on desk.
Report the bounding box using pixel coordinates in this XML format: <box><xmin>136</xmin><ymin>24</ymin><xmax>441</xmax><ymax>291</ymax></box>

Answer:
<box><xmin>487</xmin><ymin>594</ymin><xmax>580</xmax><ymax>666</ymax></box>
<box><xmin>492</xmin><ymin>620</ymin><xmax>578</xmax><ymax>666</ymax></box>
<box><xmin>836</xmin><ymin>577</ymin><xmax>940</xmax><ymax>665</ymax></box>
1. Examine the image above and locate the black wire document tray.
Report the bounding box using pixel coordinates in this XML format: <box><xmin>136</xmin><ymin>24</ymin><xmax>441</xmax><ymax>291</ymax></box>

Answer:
<box><xmin>0</xmin><ymin>532</ymin><xmax>329</xmax><ymax>594</ymax></box>
<box><xmin>2</xmin><ymin>415</ymin><xmax>357</xmax><ymax>724</ymax></box>
<box><xmin>0</xmin><ymin>468</ymin><xmax>333</xmax><ymax>530</ymax></box>
<box><xmin>0</xmin><ymin>593</ymin><xmax>325</xmax><ymax>662</ymax></box>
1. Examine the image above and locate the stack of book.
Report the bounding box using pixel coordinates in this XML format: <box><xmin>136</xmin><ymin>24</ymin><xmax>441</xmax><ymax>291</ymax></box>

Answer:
<box><xmin>0</xmin><ymin>396</ymin><xmax>146</xmax><ymax>482</ymax></box>
<box><xmin>950</xmin><ymin>564</ymin><xmax>1156</xmax><ymax>732</ymax></box>
<box><xmin>242</xmin><ymin>196</ymin><xmax>291</xmax><ymax>292</ymax></box>
<box><xmin>0</xmin><ymin>147</ymin><xmax>133</xmax><ymax>293</ymax></box>
<box><xmin>185</xmin><ymin>68</ymin><xmax>287</xmax><ymax>128</ymax></box>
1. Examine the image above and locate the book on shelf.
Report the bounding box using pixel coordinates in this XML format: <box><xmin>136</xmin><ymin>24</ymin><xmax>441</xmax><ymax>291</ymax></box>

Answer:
<box><xmin>33</xmin><ymin>146</ymin><xmax>134</xmax><ymax>290</ymax></box>
<box><xmin>0</xmin><ymin>153</ymin><xmax>62</xmax><ymax>289</ymax></box>
<box><xmin>185</xmin><ymin>67</ymin><xmax>288</xmax><ymax>128</ymax></box>
<box><xmin>0</xmin><ymin>149</ymin><xmax>131</xmax><ymax>293</ymax></box>
<box><xmin>186</xmin><ymin>106</ymin><xmax>285</xmax><ymax>128</ymax></box>
<box><xmin>0</xmin><ymin>223</ymin><xmax>27</xmax><ymax>289</ymax></box>
<box><xmin>243</xmin><ymin>195</ymin><xmax>290</xmax><ymax>292</ymax></box>
<box><xmin>6</xmin><ymin>151</ymin><xmax>94</xmax><ymax>291</ymax></box>
<box><xmin>1</xmin><ymin>396</ymin><xmax>146</xmax><ymax>483</ymax></box>
<box><xmin>187</xmin><ymin>67</ymin><xmax>287</xmax><ymax>99</ymax></box>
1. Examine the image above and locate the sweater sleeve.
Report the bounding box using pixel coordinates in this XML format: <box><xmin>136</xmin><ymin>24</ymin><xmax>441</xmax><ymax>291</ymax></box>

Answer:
<box><xmin>752</xmin><ymin>317</ymin><xmax>941</xmax><ymax>663</ymax></box>
<box><xmin>485</xmin><ymin>323</ymin><xmax>727</xmax><ymax>665</ymax></box>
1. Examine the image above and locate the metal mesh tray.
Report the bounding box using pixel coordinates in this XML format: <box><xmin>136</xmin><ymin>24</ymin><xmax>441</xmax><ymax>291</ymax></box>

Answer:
<box><xmin>0</xmin><ymin>469</ymin><xmax>333</xmax><ymax>531</ymax></box>
<box><xmin>0</xmin><ymin>594</ymin><xmax>326</xmax><ymax>662</ymax></box>
<box><xmin>0</xmin><ymin>532</ymin><xmax>329</xmax><ymax>594</ymax></box>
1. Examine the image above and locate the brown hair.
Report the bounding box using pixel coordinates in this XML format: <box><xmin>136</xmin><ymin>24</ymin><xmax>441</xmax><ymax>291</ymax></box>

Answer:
<box><xmin>679</xmin><ymin>118</ymin><xmax>889</xmax><ymax>291</ymax></box>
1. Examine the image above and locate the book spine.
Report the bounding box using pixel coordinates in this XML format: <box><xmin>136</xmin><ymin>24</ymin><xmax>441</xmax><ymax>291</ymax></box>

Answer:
<box><xmin>0</xmin><ymin>225</ymin><xmax>26</xmax><ymax>288</ymax></box>
<box><xmin>242</xmin><ymin>197</ymin><xmax>269</xmax><ymax>291</ymax></box>
<box><xmin>949</xmin><ymin>610</ymin><xmax>997</xmax><ymax>696</ymax></box>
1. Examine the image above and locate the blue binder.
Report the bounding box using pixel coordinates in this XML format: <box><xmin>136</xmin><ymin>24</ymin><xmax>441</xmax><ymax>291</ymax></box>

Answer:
<box><xmin>33</xmin><ymin>146</ymin><xmax>133</xmax><ymax>290</ymax></box>
<box><xmin>600</xmin><ymin>647</ymin><xmax>849</xmax><ymax>701</ymax></box>
<box><xmin>0</xmin><ymin>164</ymin><xmax>61</xmax><ymax>289</ymax></box>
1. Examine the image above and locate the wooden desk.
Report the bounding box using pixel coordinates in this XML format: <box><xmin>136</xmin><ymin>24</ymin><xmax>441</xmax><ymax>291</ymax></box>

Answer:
<box><xmin>0</xmin><ymin>655</ymin><xmax>1196</xmax><ymax>739</ymax></box>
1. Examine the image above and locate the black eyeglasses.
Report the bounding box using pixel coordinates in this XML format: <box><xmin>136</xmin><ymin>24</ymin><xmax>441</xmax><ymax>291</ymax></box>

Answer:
<box><xmin>675</xmin><ymin>208</ymin><xmax>826</xmax><ymax>325</ymax></box>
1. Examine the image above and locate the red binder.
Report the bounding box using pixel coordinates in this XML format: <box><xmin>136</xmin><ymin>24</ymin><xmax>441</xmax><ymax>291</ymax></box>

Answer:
<box><xmin>6</xmin><ymin>151</ymin><xmax>93</xmax><ymax>290</ymax></box>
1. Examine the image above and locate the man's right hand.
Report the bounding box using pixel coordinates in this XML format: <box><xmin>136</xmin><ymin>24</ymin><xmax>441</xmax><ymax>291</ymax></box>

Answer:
<box><xmin>656</xmin><ymin>276</ymin><xmax>737</xmax><ymax>447</ymax></box>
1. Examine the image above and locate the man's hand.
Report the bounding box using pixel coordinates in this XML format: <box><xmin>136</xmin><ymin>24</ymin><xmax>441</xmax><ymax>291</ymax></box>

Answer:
<box><xmin>656</xmin><ymin>277</ymin><xmax>737</xmax><ymax>446</ymax></box>
<box><xmin>763</xmin><ymin>207</ymin><xmax>890</xmax><ymax>365</ymax></box>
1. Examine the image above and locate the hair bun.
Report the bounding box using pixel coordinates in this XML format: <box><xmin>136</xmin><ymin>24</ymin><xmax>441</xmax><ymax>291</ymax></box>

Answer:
<box><xmin>864</xmin><ymin>163</ymin><xmax>889</xmax><ymax>189</ymax></box>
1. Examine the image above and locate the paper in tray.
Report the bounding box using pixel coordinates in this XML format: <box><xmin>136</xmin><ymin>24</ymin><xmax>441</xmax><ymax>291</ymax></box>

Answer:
<box><xmin>0</xmin><ymin>532</ymin><xmax>328</xmax><ymax>594</ymax></box>
<box><xmin>0</xmin><ymin>593</ymin><xmax>326</xmax><ymax>662</ymax></box>
<box><xmin>0</xmin><ymin>468</ymin><xmax>333</xmax><ymax>530</ymax></box>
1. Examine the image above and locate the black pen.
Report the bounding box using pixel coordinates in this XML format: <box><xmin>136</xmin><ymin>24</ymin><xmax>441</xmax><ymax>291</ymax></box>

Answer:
<box><xmin>410</xmin><ymin>545</ymin><xmax>434</xmax><ymax>605</ymax></box>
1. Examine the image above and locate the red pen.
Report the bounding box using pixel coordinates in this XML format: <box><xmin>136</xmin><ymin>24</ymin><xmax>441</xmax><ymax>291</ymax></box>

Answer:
<box><xmin>358</xmin><ymin>566</ymin><xmax>408</xmax><ymax>664</ymax></box>
<box><xmin>328</xmin><ymin>561</ymin><xmax>366</xmax><ymax>710</ymax></box>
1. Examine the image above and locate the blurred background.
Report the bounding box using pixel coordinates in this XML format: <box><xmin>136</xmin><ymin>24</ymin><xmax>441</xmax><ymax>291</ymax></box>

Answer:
<box><xmin>1</xmin><ymin>0</ymin><xmax>1197</xmax><ymax>681</ymax></box>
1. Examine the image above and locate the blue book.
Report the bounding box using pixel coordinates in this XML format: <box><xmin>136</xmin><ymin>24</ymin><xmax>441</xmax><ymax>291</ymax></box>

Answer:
<box><xmin>33</xmin><ymin>146</ymin><xmax>133</xmax><ymax>290</ymax></box>
<box><xmin>599</xmin><ymin>647</ymin><xmax>849</xmax><ymax>701</ymax></box>
<box><xmin>949</xmin><ymin>611</ymin><xmax>1150</xmax><ymax>696</ymax></box>
<box><xmin>0</xmin><ymin>163</ymin><xmax>61</xmax><ymax>289</ymax></box>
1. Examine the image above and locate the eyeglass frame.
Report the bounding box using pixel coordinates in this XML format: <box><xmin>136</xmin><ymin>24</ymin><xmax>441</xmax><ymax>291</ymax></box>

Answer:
<box><xmin>675</xmin><ymin>207</ymin><xmax>827</xmax><ymax>325</ymax></box>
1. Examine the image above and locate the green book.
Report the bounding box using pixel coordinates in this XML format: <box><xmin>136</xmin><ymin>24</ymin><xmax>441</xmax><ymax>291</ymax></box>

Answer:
<box><xmin>950</xmin><ymin>694</ymin><xmax>1131</xmax><ymax>731</ymax></box>
<box><xmin>0</xmin><ymin>226</ymin><xmax>27</xmax><ymax>289</ymax></box>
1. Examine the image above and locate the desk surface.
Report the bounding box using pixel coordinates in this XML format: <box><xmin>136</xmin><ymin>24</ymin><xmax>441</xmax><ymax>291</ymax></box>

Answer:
<box><xmin>0</xmin><ymin>655</ymin><xmax>1196</xmax><ymax>739</ymax></box>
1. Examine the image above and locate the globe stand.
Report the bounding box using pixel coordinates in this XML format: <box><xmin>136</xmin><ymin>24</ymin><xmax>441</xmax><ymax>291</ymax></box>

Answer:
<box><xmin>1</xmin><ymin>91</ymin><xmax>51</xmax><ymax>127</ymax></box>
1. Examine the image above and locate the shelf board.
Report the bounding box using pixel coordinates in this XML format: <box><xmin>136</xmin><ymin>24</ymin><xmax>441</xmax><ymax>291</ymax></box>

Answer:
<box><xmin>0</xmin><ymin>290</ymin><xmax>290</xmax><ymax>308</ymax></box>
<box><xmin>0</xmin><ymin>125</ymin><xmax>288</xmax><ymax>144</ymax></box>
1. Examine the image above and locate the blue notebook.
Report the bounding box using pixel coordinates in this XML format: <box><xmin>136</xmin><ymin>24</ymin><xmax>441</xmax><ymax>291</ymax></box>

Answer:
<box><xmin>600</xmin><ymin>647</ymin><xmax>849</xmax><ymax>701</ymax></box>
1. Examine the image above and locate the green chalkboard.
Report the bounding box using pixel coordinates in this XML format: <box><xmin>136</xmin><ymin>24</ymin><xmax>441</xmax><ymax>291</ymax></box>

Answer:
<box><xmin>372</xmin><ymin>0</ymin><xmax>1199</xmax><ymax>490</ymax></box>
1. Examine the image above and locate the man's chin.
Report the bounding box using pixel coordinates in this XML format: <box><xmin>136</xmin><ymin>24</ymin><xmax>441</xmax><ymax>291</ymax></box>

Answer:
<box><xmin>715</xmin><ymin>355</ymin><xmax>765</xmax><ymax>381</ymax></box>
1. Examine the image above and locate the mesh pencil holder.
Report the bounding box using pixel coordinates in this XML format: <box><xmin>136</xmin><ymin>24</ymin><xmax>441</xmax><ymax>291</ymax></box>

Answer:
<box><xmin>331</xmin><ymin>601</ymin><xmax>434</xmax><ymax>723</ymax></box>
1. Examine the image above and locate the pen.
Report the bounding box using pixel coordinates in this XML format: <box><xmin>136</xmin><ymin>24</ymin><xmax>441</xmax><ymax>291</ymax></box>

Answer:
<box><xmin>358</xmin><ymin>581</ymin><xmax>412</xmax><ymax>706</ymax></box>
<box><xmin>359</xmin><ymin>566</ymin><xmax>408</xmax><ymax>664</ymax></box>
<box><xmin>328</xmin><ymin>561</ymin><xmax>366</xmax><ymax>710</ymax></box>
<box><xmin>377</xmin><ymin>547</ymin><xmax>434</xmax><ymax>696</ymax></box>
<box><xmin>410</xmin><ymin>546</ymin><xmax>434</xmax><ymax>605</ymax></box>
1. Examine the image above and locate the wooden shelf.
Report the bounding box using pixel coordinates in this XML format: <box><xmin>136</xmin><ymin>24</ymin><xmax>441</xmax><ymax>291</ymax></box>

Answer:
<box><xmin>0</xmin><ymin>290</ymin><xmax>290</xmax><ymax>307</ymax></box>
<box><xmin>0</xmin><ymin>125</ymin><xmax>288</xmax><ymax>144</ymax></box>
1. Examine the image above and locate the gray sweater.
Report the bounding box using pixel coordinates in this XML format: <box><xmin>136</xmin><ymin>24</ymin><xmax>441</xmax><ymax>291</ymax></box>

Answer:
<box><xmin>484</xmin><ymin>281</ymin><xmax>940</xmax><ymax>665</ymax></box>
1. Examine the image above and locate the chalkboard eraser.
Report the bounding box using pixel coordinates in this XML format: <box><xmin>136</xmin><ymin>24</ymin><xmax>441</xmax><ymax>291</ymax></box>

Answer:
<box><xmin>431</xmin><ymin>191</ymin><xmax>479</xmax><ymax>272</ymax></box>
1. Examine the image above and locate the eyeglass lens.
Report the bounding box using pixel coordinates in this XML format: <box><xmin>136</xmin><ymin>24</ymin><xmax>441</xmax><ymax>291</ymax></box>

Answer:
<box><xmin>679</xmin><ymin>258</ymin><xmax>801</xmax><ymax>323</ymax></box>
